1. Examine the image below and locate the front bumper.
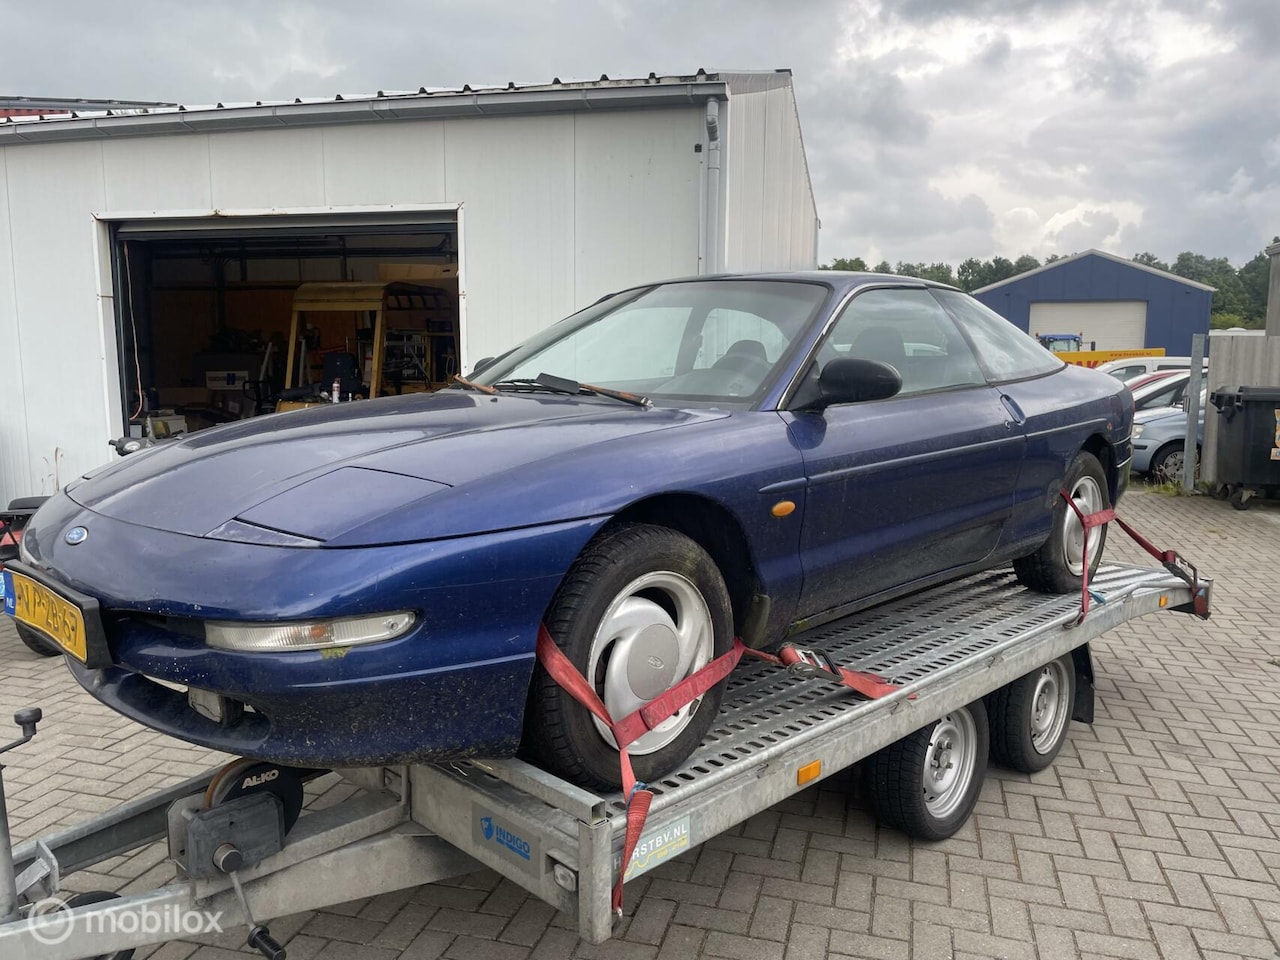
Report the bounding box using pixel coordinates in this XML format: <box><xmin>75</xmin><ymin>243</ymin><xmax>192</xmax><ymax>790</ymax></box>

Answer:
<box><xmin>21</xmin><ymin>493</ymin><xmax>607</xmax><ymax>766</ymax></box>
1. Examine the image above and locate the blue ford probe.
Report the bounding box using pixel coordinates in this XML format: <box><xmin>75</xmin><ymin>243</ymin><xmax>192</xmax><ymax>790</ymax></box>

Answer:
<box><xmin>7</xmin><ymin>274</ymin><xmax>1132</xmax><ymax>788</ymax></box>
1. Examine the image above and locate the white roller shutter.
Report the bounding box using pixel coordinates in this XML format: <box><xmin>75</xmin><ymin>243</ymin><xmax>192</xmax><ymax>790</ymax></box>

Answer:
<box><xmin>1029</xmin><ymin>301</ymin><xmax>1147</xmax><ymax>351</ymax></box>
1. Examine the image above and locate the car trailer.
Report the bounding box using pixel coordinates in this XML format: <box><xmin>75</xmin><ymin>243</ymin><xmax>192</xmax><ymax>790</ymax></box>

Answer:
<box><xmin>0</xmin><ymin>562</ymin><xmax>1210</xmax><ymax>959</ymax></box>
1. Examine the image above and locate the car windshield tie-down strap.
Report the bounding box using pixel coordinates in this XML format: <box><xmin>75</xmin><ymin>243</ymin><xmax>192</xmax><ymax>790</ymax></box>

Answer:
<box><xmin>534</xmin><ymin>625</ymin><xmax>906</xmax><ymax>916</ymax></box>
<box><xmin>1059</xmin><ymin>491</ymin><xmax>1210</xmax><ymax>622</ymax></box>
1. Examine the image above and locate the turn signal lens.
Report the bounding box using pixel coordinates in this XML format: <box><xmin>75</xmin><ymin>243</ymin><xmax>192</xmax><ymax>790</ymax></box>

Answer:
<box><xmin>206</xmin><ymin>612</ymin><xmax>416</xmax><ymax>652</ymax></box>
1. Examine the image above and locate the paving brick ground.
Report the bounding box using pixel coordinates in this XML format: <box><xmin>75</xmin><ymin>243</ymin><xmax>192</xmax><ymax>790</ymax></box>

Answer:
<box><xmin>1</xmin><ymin>487</ymin><xmax>1278</xmax><ymax>959</ymax></box>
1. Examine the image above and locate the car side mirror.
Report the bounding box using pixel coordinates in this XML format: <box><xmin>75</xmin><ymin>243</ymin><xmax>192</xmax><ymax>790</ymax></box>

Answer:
<box><xmin>469</xmin><ymin>356</ymin><xmax>497</xmax><ymax>376</ymax></box>
<box><xmin>810</xmin><ymin>357</ymin><xmax>902</xmax><ymax>410</ymax></box>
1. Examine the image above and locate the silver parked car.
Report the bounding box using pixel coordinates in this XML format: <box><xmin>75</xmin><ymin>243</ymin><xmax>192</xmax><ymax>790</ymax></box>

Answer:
<box><xmin>1130</xmin><ymin>386</ymin><xmax>1206</xmax><ymax>480</ymax></box>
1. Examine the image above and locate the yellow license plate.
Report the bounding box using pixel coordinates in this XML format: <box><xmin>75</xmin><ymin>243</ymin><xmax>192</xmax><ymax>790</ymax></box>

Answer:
<box><xmin>11</xmin><ymin>572</ymin><xmax>87</xmax><ymax>661</ymax></box>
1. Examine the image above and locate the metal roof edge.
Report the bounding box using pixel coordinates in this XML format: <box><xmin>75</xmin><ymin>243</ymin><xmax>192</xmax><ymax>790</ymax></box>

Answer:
<box><xmin>972</xmin><ymin>248</ymin><xmax>1217</xmax><ymax>294</ymax></box>
<box><xmin>0</xmin><ymin>80</ymin><xmax>730</xmax><ymax>146</ymax></box>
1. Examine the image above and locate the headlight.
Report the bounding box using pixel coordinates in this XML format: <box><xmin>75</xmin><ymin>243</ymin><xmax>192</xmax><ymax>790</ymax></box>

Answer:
<box><xmin>206</xmin><ymin>611</ymin><xmax>416</xmax><ymax>652</ymax></box>
<box><xmin>1131</xmin><ymin>424</ymin><xmax>1144</xmax><ymax>439</ymax></box>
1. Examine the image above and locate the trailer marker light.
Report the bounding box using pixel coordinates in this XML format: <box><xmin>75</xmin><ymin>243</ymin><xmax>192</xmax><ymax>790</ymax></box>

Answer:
<box><xmin>1159</xmin><ymin>595</ymin><xmax>1168</xmax><ymax>607</ymax></box>
<box><xmin>797</xmin><ymin>760</ymin><xmax>821</xmax><ymax>786</ymax></box>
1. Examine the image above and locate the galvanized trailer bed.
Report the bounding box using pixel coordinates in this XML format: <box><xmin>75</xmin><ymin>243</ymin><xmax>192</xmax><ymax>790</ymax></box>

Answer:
<box><xmin>0</xmin><ymin>564</ymin><xmax>1205</xmax><ymax>958</ymax></box>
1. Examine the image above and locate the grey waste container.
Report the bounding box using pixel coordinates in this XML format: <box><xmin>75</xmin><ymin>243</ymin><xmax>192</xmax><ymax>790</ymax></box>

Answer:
<box><xmin>1208</xmin><ymin>385</ymin><xmax>1280</xmax><ymax>508</ymax></box>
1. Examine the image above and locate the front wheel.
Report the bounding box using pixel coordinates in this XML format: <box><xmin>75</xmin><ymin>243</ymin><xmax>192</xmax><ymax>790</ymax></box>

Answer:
<box><xmin>522</xmin><ymin>524</ymin><xmax>733</xmax><ymax>790</ymax></box>
<box><xmin>16</xmin><ymin>622</ymin><xmax>62</xmax><ymax>658</ymax></box>
<box><xmin>1014</xmin><ymin>450</ymin><xmax>1109</xmax><ymax>594</ymax></box>
<box><xmin>1151</xmin><ymin>442</ymin><xmax>1198</xmax><ymax>485</ymax></box>
<box><xmin>869</xmin><ymin>700</ymin><xmax>989</xmax><ymax>841</ymax></box>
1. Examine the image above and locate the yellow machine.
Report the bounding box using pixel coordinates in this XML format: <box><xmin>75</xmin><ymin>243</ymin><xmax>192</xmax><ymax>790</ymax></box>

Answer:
<box><xmin>278</xmin><ymin>280</ymin><xmax>459</xmax><ymax>412</ymax></box>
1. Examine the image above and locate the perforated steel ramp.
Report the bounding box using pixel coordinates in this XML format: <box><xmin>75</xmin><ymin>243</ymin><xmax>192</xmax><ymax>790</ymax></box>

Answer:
<box><xmin>411</xmin><ymin>563</ymin><xmax>1200</xmax><ymax>941</ymax></box>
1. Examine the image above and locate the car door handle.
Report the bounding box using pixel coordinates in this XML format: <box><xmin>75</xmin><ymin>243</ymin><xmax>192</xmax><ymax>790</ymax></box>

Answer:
<box><xmin>1000</xmin><ymin>394</ymin><xmax>1027</xmax><ymax>426</ymax></box>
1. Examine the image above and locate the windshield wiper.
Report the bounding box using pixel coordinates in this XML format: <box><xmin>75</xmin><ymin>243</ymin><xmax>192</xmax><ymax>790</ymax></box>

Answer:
<box><xmin>492</xmin><ymin>373</ymin><xmax>650</xmax><ymax>407</ymax></box>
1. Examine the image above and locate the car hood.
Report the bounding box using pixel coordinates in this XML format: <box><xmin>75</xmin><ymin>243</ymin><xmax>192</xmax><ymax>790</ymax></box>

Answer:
<box><xmin>66</xmin><ymin>391</ymin><xmax>729</xmax><ymax>545</ymax></box>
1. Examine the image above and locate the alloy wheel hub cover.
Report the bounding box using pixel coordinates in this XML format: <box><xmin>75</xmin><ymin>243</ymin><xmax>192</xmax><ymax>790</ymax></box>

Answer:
<box><xmin>625</xmin><ymin>624</ymin><xmax>681</xmax><ymax>700</ymax></box>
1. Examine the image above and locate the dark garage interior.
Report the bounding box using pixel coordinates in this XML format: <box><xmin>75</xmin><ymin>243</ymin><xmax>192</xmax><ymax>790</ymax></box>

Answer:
<box><xmin>111</xmin><ymin>216</ymin><xmax>461</xmax><ymax>435</ymax></box>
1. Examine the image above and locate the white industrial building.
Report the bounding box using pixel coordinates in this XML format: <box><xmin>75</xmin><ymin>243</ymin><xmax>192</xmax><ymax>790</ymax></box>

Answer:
<box><xmin>0</xmin><ymin>70</ymin><xmax>818</xmax><ymax>501</ymax></box>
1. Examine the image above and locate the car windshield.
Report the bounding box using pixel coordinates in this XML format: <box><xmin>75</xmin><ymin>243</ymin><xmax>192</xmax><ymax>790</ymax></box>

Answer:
<box><xmin>471</xmin><ymin>280</ymin><xmax>830</xmax><ymax>404</ymax></box>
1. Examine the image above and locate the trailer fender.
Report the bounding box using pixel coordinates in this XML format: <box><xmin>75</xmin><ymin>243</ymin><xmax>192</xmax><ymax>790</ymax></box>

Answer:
<box><xmin>1071</xmin><ymin>644</ymin><xmax>1095</xmax><ymax>723</ymax></box>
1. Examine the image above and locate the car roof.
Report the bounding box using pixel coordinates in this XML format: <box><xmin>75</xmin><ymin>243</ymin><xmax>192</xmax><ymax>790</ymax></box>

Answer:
<box><xmin>601</xmin><ymin>271</ymin><xmax>962</xmax><ymax>300</ymax></box>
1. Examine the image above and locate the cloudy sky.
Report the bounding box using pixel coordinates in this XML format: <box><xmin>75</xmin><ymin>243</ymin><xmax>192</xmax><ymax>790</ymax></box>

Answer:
<box><xmin>5</xmin><ymin>0</ymin><xmax>1277</xmax><ymax>267</ymax></box>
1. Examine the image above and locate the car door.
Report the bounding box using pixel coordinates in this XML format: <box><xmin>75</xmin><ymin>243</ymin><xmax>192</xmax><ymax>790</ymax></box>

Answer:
<box><xmin>784</xmin><ymin>287</ymin><xmax>1024</xmax><ymax>621</ymax></box>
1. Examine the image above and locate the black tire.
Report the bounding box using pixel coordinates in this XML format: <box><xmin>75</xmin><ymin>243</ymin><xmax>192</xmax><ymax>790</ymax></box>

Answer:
<box><xmin>1014</xmin><ymin>450</ymin><xmax>1109</xmax><ymax>594</ymax></box>
<box><xmin>1230</xmin><ymin>487</ymin><xmax>1250</xmax><ymax>511</ymax></box>
<box><xmin>1149</xmin><ymin>441</ymin><xmax>1194</xmax><ymax>484</ymax></box>
<box><xmin>34</xmin><ymin>892</ymin><xmax>135</xmax><ymax>959</ymax></box>
<box><xmin>987</xmin><ymin>654</ymin><xmax>1076</xmax><ymax>773</ymax></box>
<box><xmin>16</xmin><ymin>622</ymin><xmax>62</xmax><ymax>657</ymax></box>
<box><xmin>522</xmin><ymin>524</ymin><xmax>733</xmax><ymax>790</ymax></box>
<box><xmin>869</xmin><ymin>700</ymin><xmax>989</xmax><ymax>841</ymax></box>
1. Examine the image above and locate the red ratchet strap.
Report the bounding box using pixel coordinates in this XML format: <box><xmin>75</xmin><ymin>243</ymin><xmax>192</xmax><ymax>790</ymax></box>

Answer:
<box><xmin>1059</xmin><ymin>490</ymin><xmax>1210</xmax><ymax>622</ymax></box>
<box><xmin>535</xmin><ymin>625</ymin><xmax>906</xmax><ymax>917</ymax></box>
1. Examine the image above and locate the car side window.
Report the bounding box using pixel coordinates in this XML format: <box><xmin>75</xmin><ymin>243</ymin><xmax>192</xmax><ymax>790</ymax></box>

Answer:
<box><xmin>931</xmin><ymin>289</ymin><xmax>1063</xmax><ymax>382</ymax></box>
<box><xmin>819</xmin><ymin>288</ymin><xmax>986</xmax><ymax>396</ymax></box>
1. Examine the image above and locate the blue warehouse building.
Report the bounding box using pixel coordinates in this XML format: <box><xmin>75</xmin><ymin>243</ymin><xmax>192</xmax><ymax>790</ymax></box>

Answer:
<box><xmin>973</xmin><ymin>249</ymin><xmax>1214</xmax><ymax>355</ymax></box>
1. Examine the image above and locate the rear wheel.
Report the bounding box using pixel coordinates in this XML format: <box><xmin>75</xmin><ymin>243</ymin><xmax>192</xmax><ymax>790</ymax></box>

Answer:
<box><xmin>1014</xmin><ymin>450</ymin><xmax>1109</xmax><ymax>593</ymax></box>
<box><xmin>869</xmin><ymin>701</ymin><xmax>989</xmax><ymax>840</ymax></box>
<box><xmin>988</xmin><ymin>654</ymin><xmax>1075</xmax><ymax>773</ymax></box>
<box><xmin>522</xmin><ymin>524</ymin><xmax>733</xmax><ymax>790</ymax></box>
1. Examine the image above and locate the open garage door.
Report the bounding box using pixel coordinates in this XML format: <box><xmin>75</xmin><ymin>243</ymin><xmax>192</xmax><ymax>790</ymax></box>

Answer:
<box><xmin>1029</xmin><ymin>300</ymin><xmax>1147</xmax><ymax>351</ymax></box>
<box><xmin>110</xmin><ymin>209</ymin><xmax>460</xmax><ymax>437</ymax></box>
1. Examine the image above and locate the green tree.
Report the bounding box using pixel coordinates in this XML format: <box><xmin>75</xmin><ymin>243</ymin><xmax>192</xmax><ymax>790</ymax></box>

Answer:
<box><xmin>956</xmin><ymin>257</ymin><xmax>987</xmax><ymax>292</ymax></box>
<box><xmin>918</xmin><ymin>261</ymin><xmax>956</xmax><ymax>285</ymax></box>
<box><xmin>1236</xmin><ymin>252</ymin><xmax>1269</xmax><ymax>324</ymax></box>
<box><xmin>872</xmin><ymin>260</ymin><xmax>893</xmax><ymax>274</ymax></box>
<box><xmin>820</xmin><ymin>257</ymin><xmax>868</xmax><ymax>271</ymax></box>
<box><xmin>987</xmin><ymin>257</ymin><xmax>1017</xmax><ymax>285</ymax></box>
<box><xmin>1172</xmin><ymin>252</ymin><xmax>1249</xmax><ymax>316</ymax></box>
<box><xmin>1012</xmin><ymin>254</ymin><xmax>1041</xmax><ymax>274</ymax></box>
<box><xmin>1210</xmin><ymin>312</ymin><xmax>1249</xmax><ymax>330</ymax></box>
<box><xmin>1132</xmin><ymin>251</ymin><xmax>1171</xmax><ymax>271</ymax></box>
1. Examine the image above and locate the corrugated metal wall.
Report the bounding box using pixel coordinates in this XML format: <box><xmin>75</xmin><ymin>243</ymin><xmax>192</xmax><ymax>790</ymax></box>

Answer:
<box><xmin>0</xmin><ymin>107</ymin><xmax>714</xmax><ymax>499</ymax></box>
<box><xmin>723</xmin><ymin>81</ymin><xmax>818</xmax><ymax>273</ymax></box>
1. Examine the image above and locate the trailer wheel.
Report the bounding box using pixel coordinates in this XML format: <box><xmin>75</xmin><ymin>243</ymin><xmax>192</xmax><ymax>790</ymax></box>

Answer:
<box><xmin>1014</xmin><ymin>450</ymin><xmax>1109</xmax><ymax>594</ymax></box>
<box><xmin>31</xmin><ymin>892</ymin><xmax>135</xmax><ymax>959</ymax></box>
<box><xmin>16</xmin><ymin>622</ymin><xmax>62</xmax><ymax>657</ymax></box>
<box><xmin>988</xmin><ymin>654</ymin><xmax>1075</xmax><ymax>773</ymax></box>
<box><xmin>523</xmin><ymin>523</ymin><xmax>733</xmax><ymax>791</ymax></box>
<box><xmin>870</xmin><ymin>700</ymin><xmax>989</xmax><ymax>841</ymax></box>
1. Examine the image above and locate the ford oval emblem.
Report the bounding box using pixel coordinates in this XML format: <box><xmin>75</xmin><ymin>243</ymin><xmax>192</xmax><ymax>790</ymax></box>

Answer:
<box><xmin>64</xmin><ymin>526</ymin><xmax>88</xmax><ymax>545</ymax></box>
<box><xmin>647</xmin><ymin>655</ymin><xmax>665</xmax><ymax>670</ymax></box>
